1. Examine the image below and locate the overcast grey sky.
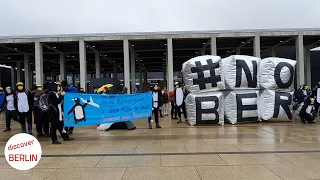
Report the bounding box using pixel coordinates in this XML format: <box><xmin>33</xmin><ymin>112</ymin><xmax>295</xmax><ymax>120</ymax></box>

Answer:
<box><xmin>0</xmin><ymin>0</ymin><xmax>319</xmax><ymax>37</ymax></box>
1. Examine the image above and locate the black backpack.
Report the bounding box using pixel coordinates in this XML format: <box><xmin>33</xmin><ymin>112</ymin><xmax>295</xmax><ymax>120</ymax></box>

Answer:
<box><xmin>39</xmin><ymin>93</ymin><xmax>56</xmax><ymax>112</ymax></box>
<box><xmin>33</xmin><ymin>92</ymin><xmax>41</xmax><ymax>107</ymax></box>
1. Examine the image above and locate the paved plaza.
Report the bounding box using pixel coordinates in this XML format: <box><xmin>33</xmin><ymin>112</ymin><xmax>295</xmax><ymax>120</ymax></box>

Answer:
<box><xmin>1</xmin><ymin>114</ymin><xmax>320</xmax><ymax>180</ymax></box>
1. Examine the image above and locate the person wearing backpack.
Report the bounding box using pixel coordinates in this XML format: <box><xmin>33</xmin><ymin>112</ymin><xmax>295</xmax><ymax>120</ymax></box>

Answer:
<box><xmin>0</xmin><ymin>87</ymin><xmax>18</xmax><ymax>132</ymax></box>
<box><xmin>33</xmin><ymin>85</ymin><xmax>48</xmax><ymax>138</ymax></box>
<box><xmin>14</xmin><ymin>82</ymin><xmax>33</xmax><ymax>134</ymax></box>
<box><xmin>45</xmin><ymin>82</ymin><xmax>74</xmax><ymax>144</ymax></box>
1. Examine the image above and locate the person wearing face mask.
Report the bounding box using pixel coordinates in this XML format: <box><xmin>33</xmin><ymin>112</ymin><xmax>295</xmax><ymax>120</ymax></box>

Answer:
<box><xmin>0</xmin><ymin>87</ymin><xmax>18</xmax><ymax>132</ymax></box>
<box><xmin>33</xmin><ymin>85</ymin><xmax>48</xmax><ymax>138</ymax></box>
<box><xmin>147</xmin><ymin>85</ymin><xmax>162</xmax><ymax>129</ymax></box>
<box><xmin>299</xmin><ymin>97</ymin><xmax>316</xmax><ymax>124</ymax></box>
<box><xmin>47</xmin><ymin>82</ymin><xmax>74</xmax><ymax>144</ymax></box>
<box><xmin>174</xmin><ymin>82</ymin><xmax>187</xmax><ymax>123</ymax></box>
<box><xmin>14</xmin><ymin>82</ymin><xmax>33</xmax><ymax>134</ymax></box>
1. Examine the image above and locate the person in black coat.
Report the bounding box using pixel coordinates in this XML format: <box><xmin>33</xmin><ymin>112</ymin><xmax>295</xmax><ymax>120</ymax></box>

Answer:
<box><xmin>32</xmin><ymin>85</ymin><xmax>49</xmax><ymax>138</ymax></box>
<box><xmin>46</xmin><ymin>82</ymin><xmax>74</xmax><ymax>144</ymax></box>
<box><xmin>299</xmin><ymin>97</ymin><xmax>316</xmax><ymax>123</ymax></box>
<box><xmin>14</xmin><ymin>82</ymin><xmax>33</xmax><ymax>134</ymax></box>
<box><xmin>148</xmin><ymin>85</ymin><xmax>162</xmax><ymax>129</ymax></box>
<box><xmin>0</xmin><ymin>87</ymin><xmax>18</xmax><ymax>132</ymax></box>
<box><xmin>297</xmin><ymin>85</ymin><xmax>308</xmax><ymax>104</ymax></box>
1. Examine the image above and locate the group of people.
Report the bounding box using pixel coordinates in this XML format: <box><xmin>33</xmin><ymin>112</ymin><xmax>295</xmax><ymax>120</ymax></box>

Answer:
<box><xmin>0</xmin><ymin>81</ymin><xmax>75</xmax><ymax>144</ymax></box>
<box><xmin>294</xmin><ymin>83</ymin><xmax>320</xmax><ymax>123</ymax></box>
<box><xmin>148</xmin><ymin>81</ymin><xmax>189</xmax><ymax>129</ymax></box>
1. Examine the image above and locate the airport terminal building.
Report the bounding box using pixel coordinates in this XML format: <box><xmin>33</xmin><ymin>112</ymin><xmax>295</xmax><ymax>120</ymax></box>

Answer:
<box><xmin>0</xmin><ymin>28</ymin><xmax>319</xmax><ymax>92</ymax></box>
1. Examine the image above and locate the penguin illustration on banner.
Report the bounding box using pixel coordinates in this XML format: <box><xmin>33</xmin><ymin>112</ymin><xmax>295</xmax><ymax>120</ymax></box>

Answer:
<box><xmin>68</xmin><ymin>96</ymin><xmax>100</xmax><ymax>124</ymax></box>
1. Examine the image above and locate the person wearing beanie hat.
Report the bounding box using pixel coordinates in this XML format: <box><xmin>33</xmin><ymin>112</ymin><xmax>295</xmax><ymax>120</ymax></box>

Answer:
<box><xmin>0</xmin><ymin>87</ymin><xmax>18</xmax><ymax>132</ymax></box>
<box><xmin>14</xmin><ymin>82</ymin><xmax>34</xmax><ymax>134</ymax></box>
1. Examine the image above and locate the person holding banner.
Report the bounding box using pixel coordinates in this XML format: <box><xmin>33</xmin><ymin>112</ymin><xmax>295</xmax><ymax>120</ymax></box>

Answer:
<box><xmin>148</xmin><ymin>85</ymin><xmax>162</xmax><ymax>129</ymax></box>
<box><xmin>46</xmin><ymin>82</ymin><xmax>74</xmax><ymax>144</ymax></box>
<box><xmin>61</xmin><ymin>81</ymin><xmax>76</xmax><ymax>135</ymax></box>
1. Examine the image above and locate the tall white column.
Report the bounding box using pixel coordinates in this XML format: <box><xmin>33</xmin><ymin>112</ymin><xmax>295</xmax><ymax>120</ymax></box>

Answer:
<box><xmin>295</xmin><ymin>32</ymin><xmax>305</xmax><ymax>86</ymax></box>
<box><xmin>95</xmin><ymin>51</ymin><xmax>101</xmax><ymax>78</ymax></box>
<box><xmin>24</xmin><ymin>54</ymin><xmax>31</xmax><ymax>90</ymax></box>
<box><xmin>35</xmin><ymin>41</ymin><xmax>44</xmax><ymax>85</ymax></box>
<box><xmin>79</xmin><ymin>40</ymin><xmax>87</xmax><ymax>91</ymax></box>
<box><xmin>304</xmin><ymin>48</ymin><xmax>311</xmax><ymax>86</ymax></box>
<box><xmin>253</xmin><ymin>33</ymin><xmax>261</xmax><ymax>57</ymax></box>
<box><xmin>211</xmin><ymin>36</ymin><xmax>217</xmax><ymax>56</ymax></box>
<box><xmin>167</xmin><ymin>37</ymin><xmax>174</xmax><ymax>92</ymax></box>
<box><xmin>123</xmin><ymin>38</ymin><xmax>130</xmax><ymax>93</ymax></box>
<box><xmin>59</xmin><ymin>53</ymin><xmax>66</xmax><ymax>81</ymax></box>
<box><xmin>11</xmin><ymin>67</ymin><xmax>15</xmax><ymax>87</ymax></box>
<box><xmin>130</xmin><ymin>51</ymin><xmax>136</xmax><ymax>93</ymax></box>
<box><xmin>16</xmin><ymin>61</ymin><xmax>22</xmax><ymax>83</ymax></box>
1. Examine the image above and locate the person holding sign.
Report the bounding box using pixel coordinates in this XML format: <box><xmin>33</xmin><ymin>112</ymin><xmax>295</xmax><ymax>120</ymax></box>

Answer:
<box><xmin>46</xmin><ymin>82</ymin><xmax>74</xmax><ymax>144</ymax></box>
<box><xmin>148</xmin><ymin>85</ymin><xmax>162</xmax><ymax>129</ymax></box>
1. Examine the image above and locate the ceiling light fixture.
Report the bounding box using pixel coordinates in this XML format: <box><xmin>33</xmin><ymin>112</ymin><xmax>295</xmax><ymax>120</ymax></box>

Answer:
<box><xmin>132</xmin><ymin>45</ymin><xmax>134</xmax><ymax>47</ymax></box>
<box><xmin>53</xmin><ymin>47</ymin><xmax>56</xmax><ymax>49</ymax></box>
<box><xmin>92</xmin><ymin>46</ymin><xmax>95</xmax><ymax>48</ymax></box>
<box><xmin>86</xmin><ymin>46</ymin><xmax>89</xmax><ymax>48</ymax></box>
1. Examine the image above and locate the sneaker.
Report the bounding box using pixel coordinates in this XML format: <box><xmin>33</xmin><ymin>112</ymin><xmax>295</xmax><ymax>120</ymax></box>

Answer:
<box><xmin>3</xmin><ymin>128</ymin><xmax>11</xmax><ymax>132</ymax></box>
<box><xmin>52</xmin><ymin>140</ymin><xmax>61</xmax><ymax>144</ymax></box>
<box><xmin>148</xmin><ymin>122</ymin><xmax>152</xmax><ymax>129</ymax></box>
<box><xmin>177</xmin><ymin>119</ymin><xmax>182</xmax><ymax>123</ymax></box>
<box><xmin>171</xmin><ymin>117</ymin><xmax>177</xmax><ymax>120</ymax></box>
<box><xmin>28</xmin><ymin>132</ymin><xmax>33</xmax><ymax>135</ymax></box>
<box><xmin>64</xmin><ymin>137</ymin><xmax>74</xmax><ymax>141</ymax></box>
